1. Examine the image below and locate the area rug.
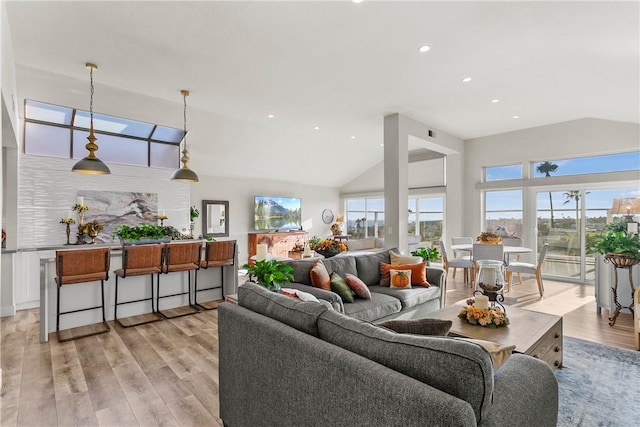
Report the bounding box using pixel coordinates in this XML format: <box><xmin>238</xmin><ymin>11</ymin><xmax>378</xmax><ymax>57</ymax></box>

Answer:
<box><xmin>556</xmin><ymin>337</ymin><xmax>640</xmax><ymax>426</ymax></box>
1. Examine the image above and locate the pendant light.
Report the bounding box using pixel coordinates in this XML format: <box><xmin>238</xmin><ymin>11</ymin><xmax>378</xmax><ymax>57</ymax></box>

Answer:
<box><xmin>72</xmin><ymin>63</ymin><xmax>111</xmax><ymax>175</ymax></box>
<box><xmin>171</xmin><ymin>89</ymin><xmax>199</xmax><ymax>182</ymax></box>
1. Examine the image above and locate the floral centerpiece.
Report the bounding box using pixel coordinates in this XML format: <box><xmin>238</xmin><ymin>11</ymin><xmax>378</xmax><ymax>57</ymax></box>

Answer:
<box><xmin>458</xmin><ymin>298</ymin><xmax>509</xmax><ymax>328</ymax></box>
<box><xmin>315</xmin><ymin>239</ymin><xmax>347</xmax><ymax>258</ymax></box>
<box><xmin>476</xmin><ymin>231</ymin><xmax>502</xmax><ymax>245</ymax></box>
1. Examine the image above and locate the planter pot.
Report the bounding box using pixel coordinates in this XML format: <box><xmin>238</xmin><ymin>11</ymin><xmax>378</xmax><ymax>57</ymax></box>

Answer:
<box><xmin>604</xmin><ymin>254</ymin><xmax>640</xmax><ymax>268</ymax></box>
<box><xmin>120</xmin><ymin>237</ymin><xmax>171</xmax><ymax>246</ymax></box>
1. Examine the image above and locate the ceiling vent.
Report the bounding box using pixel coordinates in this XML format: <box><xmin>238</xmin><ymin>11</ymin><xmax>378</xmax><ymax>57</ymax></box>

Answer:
<box><xmin>428</xmin><ymin>130</ymin><xmax>437</xmax><ymax>138</ymax></box>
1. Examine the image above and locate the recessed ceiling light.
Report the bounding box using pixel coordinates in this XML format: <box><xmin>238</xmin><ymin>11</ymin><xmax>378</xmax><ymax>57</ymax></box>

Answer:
<box><xmin>491</xmin><ymin>99</ymin><xmax>500</xmax><ymax>103</ymax></box>
<box><xmin>418</xmin><ymin>45</ymin><xmax>431</xmax><ymax>53</ymax></box>
<box><xmin>267</xmin><ymin>114</ymin><xmax>275</xmax><ymax>118</ymax></box>
<box><xmin>512</xmin><ymin>115</ymin><xmax>520</xmax><ymax>119</ymax></box>
<box><xmin>314</xmin><ymin>126</ymin><xmax>320</xmax><ymax>130</ymax></box>
<box><xmin>350</xmin><ymin>136</ymin><xmax>356</xmax><ymax>140</ymax></box>
<box><xmin>353</xmin><ymin>0</ymin><xmax>364</xmax><ymax>3</ymax></box>
<box><xmin>462</xmin><ymin>77</ymin><xmax>472</xmax><ymax>83</ymax></box>
<box><xmin>380</xmin><ymin>143</ymin><xmax>384</xmax><ymax>147</ymax></box>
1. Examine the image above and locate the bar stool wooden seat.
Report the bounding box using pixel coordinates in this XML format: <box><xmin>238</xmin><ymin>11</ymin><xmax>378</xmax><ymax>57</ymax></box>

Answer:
<box><xmin>113</xmin><ymin>244</ymin><xmax>164</xmax><ymax>327</ymax></box>
<box><xmin>196</xmin><ymin>240</ymin><xmax>236</xmax><ymax>310</ymax></box>
<box><xmin>157</xmin><ymin>241</ymin><xmax>202</xmax><ymax>318</ymax></box>
<box><xmin>55</xmin><ymin>247</ymin><xmax>111</xmax><ymax>342</ymax></box>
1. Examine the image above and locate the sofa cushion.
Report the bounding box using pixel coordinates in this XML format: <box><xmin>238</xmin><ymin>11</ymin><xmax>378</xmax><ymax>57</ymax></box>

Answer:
<box><xmin>238</xmin><ymin>282</ymin><xmax>328</xmax><ymax>337</ymax></box>
<box><xmin>317</xmin><ymin>309</ymin><xmax>494</xmax><ymax>422</ymax></box>
<box><xmin>378</xmin><ymin>318</ymin><xmax>453</xmax><ymax>336</ymax></box>
<box><xmin>342</xmin><ymin>291</ymin><xmax>402</xmax><ymax>321</ymax></box>
<box><xmin>369</xmin><ymin>285</ymin><xmax>441</xmax><ymax>309</ymax></box>
<box><xmin>310</xmin><ymin>260</ymin><xmax>331</xmax><ymax>290</ymax></box>
<box><xmin>354</xmin><ymin>251</ymin><xmax>393</xmax><ymax>286</ymax></box>
<box><xmin>284</xmin><ymin>259</ymin><xmax>315</xmax><ymax>286</ymax></box>
<box><xmin>330</xmin><ymin>272</ymin><xmax>354</xmax><ymax>303</ymax></box>
<box><xmin>322</xmin><ymin>256</ymin><xmax>358</xmax><ymax>278</ymax></box>
<box><xmin>390</xmin><ymin>252</ymin><xmax>422</xmax><ymax>265</ymax></box>
<box><xmin>380</xmin><ymin>262</ymin><xmax>430</xmax><ymax>287</ymax></box>
<box><xmin>345</xmin><ymin>273</ymin><xmax>372</xmax><ymax>299</ymax></box>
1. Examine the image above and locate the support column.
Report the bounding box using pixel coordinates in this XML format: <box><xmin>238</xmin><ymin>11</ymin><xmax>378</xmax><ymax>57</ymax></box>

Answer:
<box><xmin>383</xmin><ymin>114</ymin><xmax>408</xmax><ymax>252</ymax></box>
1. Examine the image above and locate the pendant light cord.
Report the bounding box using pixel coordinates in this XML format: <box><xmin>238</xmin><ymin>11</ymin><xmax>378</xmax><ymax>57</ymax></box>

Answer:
<box><xmin>183</xmin><ymin>92</ymin><xmax>188</xmax><ymax>151</ymax></box>
<box><xmin>89</xmin><ymin>66</ymin><xmax>94</xmax><ymax>128</ymax></box>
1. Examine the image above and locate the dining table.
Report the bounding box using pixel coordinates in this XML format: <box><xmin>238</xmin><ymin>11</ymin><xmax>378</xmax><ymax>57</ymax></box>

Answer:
<box><xmin>451</xmin><ymin>243</ymin><xmax>532</xmax><ymax>264</ymax></box>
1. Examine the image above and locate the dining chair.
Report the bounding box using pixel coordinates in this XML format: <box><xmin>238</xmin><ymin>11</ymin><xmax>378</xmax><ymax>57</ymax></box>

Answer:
<box><xmin>501</xmin><ymin>237</ymin><xmax>523</xmax><ymax>284</ymax></box>
<box><xmin>157</xmin><ymin>241</ymin><xmax>202</xmax><ymax>318</ymax></box>
<box><xmin>55</xmin><ymin>247</ymin><xmax>111</xmax><ymax>342</ymax></box>
<box><xmin>439</xmin><ymin>240</ymin><xmax>473</xmax><ymax>284</ymax></box>
<box><xmin>505</xmin><ymin>243</ymin><xmax>549</xmax><ymax>296</ymax></box>
<box><xmin>113</xmin><ymin>244</ymin><xmax>164</xmax><ymax>327</ymax></box>
<box><xmin>451</xmin><ymin>237</ymin><xmax>473</xmax><ymax>280</ymax></box>
<box><xmin>471</xmin><ymin>243</ymin><xmax>504</xmax><ymax>289</ymax></box>
<box><xmin>196</xmin><ymin>240</ymin><xmax>236</xmax><ymax>310</ymax></box>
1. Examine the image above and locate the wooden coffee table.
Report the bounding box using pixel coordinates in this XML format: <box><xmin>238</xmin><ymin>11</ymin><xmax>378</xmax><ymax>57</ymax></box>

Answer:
<box><xmin>430</xmin><ymin>301</ymin><xmax>563</xmax><ymax>369</ymax></box>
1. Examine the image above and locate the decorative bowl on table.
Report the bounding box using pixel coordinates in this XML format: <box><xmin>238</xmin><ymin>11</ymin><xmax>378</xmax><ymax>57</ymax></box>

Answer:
<box><xmin>476</xmin><ymin>231</ymin><xmax>503</xmax><ymax>245</ymax></box>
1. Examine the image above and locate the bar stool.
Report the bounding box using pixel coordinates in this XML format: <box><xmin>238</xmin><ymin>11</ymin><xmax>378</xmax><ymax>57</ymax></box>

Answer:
<box><xmin>113</xmin><ymin>244</ymin><xmax>164</xmax><ymax>327</ymax></box>
<box><xmin>55</xmin><ymin>247</ymin><xmax>110</xmax><ymax>342</ymax></box>
<box><xmin>157</xmin><ymin>241</ymin><xmax>202</xmax><ymax>318</ymax></box>
<box><xmin>196</xmin><ymin>240</ymin><xmax>236</xmax><ymax>310</ymax></box>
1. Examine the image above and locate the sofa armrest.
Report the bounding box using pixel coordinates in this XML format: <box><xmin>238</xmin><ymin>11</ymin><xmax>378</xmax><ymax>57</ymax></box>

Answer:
<box><xmin>481</xmin><ymin>354</ymin><xmax>558</xmax><ymax>427</ymax></box>
<box><xmin>426</xmin><ymin>266</ymin><xmax>447</xmax><ymax>308</ymax></box>
<box><xmin>284</xmin><ymin>282</ymin><xmax>345</xmax><ymax>313</ymax></box>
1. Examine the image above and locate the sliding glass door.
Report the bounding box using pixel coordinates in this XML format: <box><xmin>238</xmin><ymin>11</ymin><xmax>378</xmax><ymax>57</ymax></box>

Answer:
<box><xmin>536</xmin><ymin>187</ymin><xmax>638</xmax><ymax>282</ymax></box>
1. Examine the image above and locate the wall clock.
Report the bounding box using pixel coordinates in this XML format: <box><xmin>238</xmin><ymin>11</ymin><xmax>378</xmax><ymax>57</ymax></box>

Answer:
<box><xmin>322</xmin><ymin>209</ymin><xmax>334</xmax><ymax>224</ymax></box>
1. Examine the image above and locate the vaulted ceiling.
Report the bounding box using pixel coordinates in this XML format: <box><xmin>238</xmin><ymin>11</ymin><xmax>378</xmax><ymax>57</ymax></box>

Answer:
<box><xmin>6</xmin><ymin>1</ymin><xmax>639</xmax><ymax>187</ymax></box>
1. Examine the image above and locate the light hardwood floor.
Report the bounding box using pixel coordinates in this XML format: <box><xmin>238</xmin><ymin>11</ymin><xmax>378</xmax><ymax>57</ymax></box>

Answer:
<box><xmin>0</xmin><ymin>274</ymin><xmax>635</xmax><ymax>426</ymax></box>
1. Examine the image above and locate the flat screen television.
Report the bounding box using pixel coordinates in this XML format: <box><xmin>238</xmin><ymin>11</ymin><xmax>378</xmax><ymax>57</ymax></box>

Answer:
<box><xmin>254</xmin><ymin>196</ymin><xmax>302</xmax><ymax>231</ymax></box>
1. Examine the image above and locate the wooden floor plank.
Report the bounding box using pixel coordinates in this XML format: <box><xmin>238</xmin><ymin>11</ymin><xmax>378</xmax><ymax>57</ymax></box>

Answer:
<box><xmin>166</xmin><ymin>395</ymin><xmax>221</xmax><ymax>427</ymax></box>
<box><xmin>55</xmin><ymin>391</ymin><xmax>99</xmax><ymax>427</ymax></box>
<box><xmin>128</xmin><ymin>395</ymin><xmax>179</xmax><ymax>427</ymax></box>
<box><xmin>95</xmin><ymin>400</ymin><xmax>139</xmax><ymax>427</ymax></box>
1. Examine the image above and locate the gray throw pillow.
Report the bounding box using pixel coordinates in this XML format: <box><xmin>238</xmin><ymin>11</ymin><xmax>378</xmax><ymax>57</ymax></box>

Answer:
<box><xmin>377</xmin><ymin>318</ymin><xmax>452</xmax><ymax>336</ymax></box>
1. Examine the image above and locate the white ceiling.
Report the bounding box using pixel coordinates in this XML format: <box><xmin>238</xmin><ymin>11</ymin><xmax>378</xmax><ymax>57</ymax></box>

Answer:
<box><xmin>5</xmin><ymin>1</ymin><xmax>639</xmax><ymax>187</ymax></box>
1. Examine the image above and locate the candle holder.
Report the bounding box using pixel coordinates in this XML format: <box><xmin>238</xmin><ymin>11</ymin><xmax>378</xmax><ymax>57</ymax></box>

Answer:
<box><xmin>59</xmin><ymin>217</ymin><xmax>76</xmax><ymax>245</ymax></box>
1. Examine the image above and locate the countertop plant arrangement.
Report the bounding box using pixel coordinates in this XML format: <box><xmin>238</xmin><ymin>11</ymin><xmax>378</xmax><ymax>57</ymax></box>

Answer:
<box><xmin>411</xmin><ymin>246</ymin><xmax>440</xmax><ymax>265</ymax></box>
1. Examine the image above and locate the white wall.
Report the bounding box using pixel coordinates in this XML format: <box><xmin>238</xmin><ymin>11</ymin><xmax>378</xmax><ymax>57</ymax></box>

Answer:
<box><xmin>17</xmin><ymin>155</ymin><xmax>190</xmax><ymax>248</ymax></box>
<box><xmin>464</xmin><ymin>118</ymin><xmax>640</xmax><ymax>248</ymax></box>
<box><xmin>189</xmin><ymin>175</ymin><xmax>341</xmax><ymax>265</ymax></box>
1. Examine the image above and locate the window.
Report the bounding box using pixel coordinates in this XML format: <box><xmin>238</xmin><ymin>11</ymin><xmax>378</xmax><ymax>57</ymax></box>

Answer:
<box><xmin>346</xmin><ymin>198</ymin><xmax>384</xmax><ymax>239</ymax></box>
<box><xmin>532</xmin><ymin>152</ymin><xmax>640</xmax><ymax>178</ymax></box>
<box><xmin>484</xmin><ymin>190</ymin><xmax>523</xmax><ymax>236</ymax></box>
<box><xmin>23</xmin><ymin>99</ymin><xmax>183</xmax><ymax>169</ymax></box>
<box><xmin>484</xmin><ymin>164</ymin><xmax>522</xmax><ymax>181</ymax></box>
<box><xmin>409</xmin><ymin>196</ymin><xmax>444</xmax><ymax>246</ymax></box>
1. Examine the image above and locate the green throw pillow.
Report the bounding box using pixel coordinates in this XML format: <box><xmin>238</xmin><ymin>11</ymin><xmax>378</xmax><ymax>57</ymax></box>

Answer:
<box><xmin>330</xmin><ymin>272</ymin><xmax>355</xmax><ymax>303</ymax></box>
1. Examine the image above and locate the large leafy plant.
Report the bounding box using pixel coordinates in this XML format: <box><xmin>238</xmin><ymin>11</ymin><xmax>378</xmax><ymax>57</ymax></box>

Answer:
<box><xmin>411</xmin><ymin>246</ymin><xmax>440</xmax><ymax>264</ymax></box>
<box><xmin>588</xmin><ymin>221</ymin><xmax>640</xmax><ymax>259</ymax></box>
<box><xmin>242</xmin><ymin>260</ymin><xmax>294</xmax><ymax>291</ymax></box>
<box><xmin>113</xmin><ymin>223</ymin><xmax>170</xmax><ymax>241</ymax></box>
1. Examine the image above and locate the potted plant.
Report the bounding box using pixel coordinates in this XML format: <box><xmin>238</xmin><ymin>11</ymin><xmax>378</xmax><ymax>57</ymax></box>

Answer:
<box><xmin>588</xmin><ymin>220</ymin><xmax>640</xmax><ymax>267</ymax></box>
<box><xmin>411</xmin><ymin>246</ymin><xmax>440</xmax><ymax>265</ymax></box>
<box><xmin>242</xmin><ymin>259</ymin><xmax>294</xmax><ymax>292</ymax></box>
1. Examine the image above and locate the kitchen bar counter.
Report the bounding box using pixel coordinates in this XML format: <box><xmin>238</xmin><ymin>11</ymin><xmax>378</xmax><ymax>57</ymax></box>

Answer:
<box><xmin>3</xmin><ymin>242</ymin><xmax>238</xmax><ymax>342</ymax></box>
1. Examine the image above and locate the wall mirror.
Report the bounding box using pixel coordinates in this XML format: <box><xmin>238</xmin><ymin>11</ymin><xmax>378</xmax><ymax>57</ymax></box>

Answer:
<box><xmin>202</xmin><ymin>200</ymin><xmax>229</xmax><ymax>238</ymax></box>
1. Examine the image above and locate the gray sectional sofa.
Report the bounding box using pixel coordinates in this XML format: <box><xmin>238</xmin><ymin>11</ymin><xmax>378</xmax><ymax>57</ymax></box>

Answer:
<box><xmin>218</xmin><ymin>283</ymin><xmax>559</xmax><ymax>427</ymax></box>
<box><xmin>282</xmin><ymin>249</ymin><xmax>446</xmax><ymax>322</ymax></box>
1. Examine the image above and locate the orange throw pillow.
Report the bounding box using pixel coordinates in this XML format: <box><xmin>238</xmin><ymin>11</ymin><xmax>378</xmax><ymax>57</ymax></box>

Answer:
<box><xmin>310</xmin><ymin>260</ymin><xmax>331</xmax><ymax>290</ymax></box>
<box><xmin>379</xmin><ymin>262</ymin><xmax>430</xmax><ymax>287</ymax></box>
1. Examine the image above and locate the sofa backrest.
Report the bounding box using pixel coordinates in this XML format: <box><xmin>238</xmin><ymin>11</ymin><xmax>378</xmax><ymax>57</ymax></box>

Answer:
<box><xmin>317</xmin><ymin>309</ymin><xmax>494</xmax><ymax>423</ymax></box>
<box><xmin>354</xmin><ymin>250</ymin><xmax>393</xmax><ymax>286</ymax></box>
<box><xmin>238</xmin><ymin>282</ymin><xmax>328</xmax><ymax>336</ymax></box>
<box><xmin>346</xmin><ymin>237</ymin><xmax>376</xmax><ymax>251</ymax></box>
